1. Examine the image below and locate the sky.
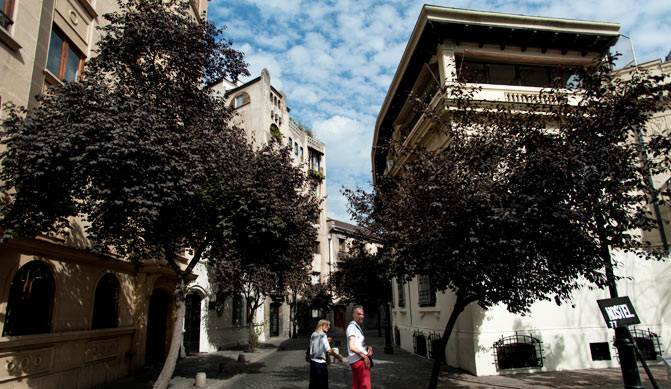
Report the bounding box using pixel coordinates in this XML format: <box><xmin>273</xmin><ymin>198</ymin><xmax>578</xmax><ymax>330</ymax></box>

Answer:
<box><xmin>208</xmin><ymin>0</ymin><xmax>671</xmax><ymax>223</ymax></box>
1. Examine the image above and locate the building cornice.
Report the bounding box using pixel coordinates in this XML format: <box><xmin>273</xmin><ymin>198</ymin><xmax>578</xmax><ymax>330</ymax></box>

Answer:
<box><xmin>372</xmin><ymin>5</ymin><xmax>621</xmax><ymax>181</ymax></box>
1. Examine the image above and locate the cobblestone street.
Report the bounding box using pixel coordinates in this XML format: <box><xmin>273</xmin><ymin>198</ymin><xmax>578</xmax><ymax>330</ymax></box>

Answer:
<box><xmin>100</xmin><ymin>329</ymin><xmax>671</xmax><ymax>389</ymax></box>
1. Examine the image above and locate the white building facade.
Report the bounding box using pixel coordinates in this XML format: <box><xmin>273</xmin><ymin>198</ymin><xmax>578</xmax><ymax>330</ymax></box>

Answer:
<box><xmin>373</xmin><ymin>5</ymin><xmax>671</xmax><ymax>377</ymax></box>
<box><xmin>180</xmin><ymin>69</ymin><xmax>329</xmax><ymax>350</ymax></box>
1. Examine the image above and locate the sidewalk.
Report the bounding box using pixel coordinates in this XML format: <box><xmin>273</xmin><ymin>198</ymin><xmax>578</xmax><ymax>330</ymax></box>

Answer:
<box><xmin>99</xmin><ymin>330</ymin><xmax>671</xmax><ymax>388</ymax></box>
<box><xmin>98</xmin><ymin>337</ymin><xmax>286</xmax><ymax>389</ymax></box>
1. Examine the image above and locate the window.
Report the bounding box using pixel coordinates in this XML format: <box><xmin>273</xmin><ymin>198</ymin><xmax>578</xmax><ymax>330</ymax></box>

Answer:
<box><xmin>232</xmin><ymin>92</ymin><xmax>249</xmax><ymax>109</ymax></box>
<box><xmin>396</xmin><ymin>280</ymin><xmax>405</xmax><ymax>307</ymax></box>
<box><xmin>311</xmin><ymin>272</ymin><xmax>320</xmax><ymax>285</ymax></box>
<box><xmin>313</xmin><ymin>241</ymin><xmax>320</xmax><ymax>254</ymax></box>
<box><xmin>288</xmin><ymin>137</ymin><xmax>293</xmax><ymax>148</ymax></box>
<box><xmin>417</xmin><ymin>275</ymin><xmax>436</xmax><ymax>307</ymax></box>
<box><xmin>232</xmin><ymin>294</ymin><xmax>243</xmax><ymax>326</ymax></box>
<box><xmin>311</xmin><ymin>309</ymin><xmax>320</xmax><ymax>318</ymax></box>
<box><xmin>458</xmin><ymin>59</ymin><xmax>572</xmax><ymax>87</ymax></box>
<box><xmin>589</xmin><ymin>342</ymin><xmax>611</xmax><ymax>361</ymax></box>
<box><xmin>91</xmin><ymin>273</ymin><xmax>119</xmax><ymax>329</ymax></box>
<box><xmin>493</xmin><ymin>333</ymin><xmax>544</xmax><ymax>369</ymax></box>
<box><xmin>270</xmin><ymin>123</ymin><xmax>281</xmax><ymax>139</ymax></box>
<box><xmin>338</xmin><ymin>239</ymin><xmax>345</xmax><ymax>253</ymax></box>
<box><xmin>1</xmin><ymin>0</ymin><xmax>14</xmax><ymax>30</ymax></box>
<box><xmin>413</xmin><ymin>330</ymin><xmax>427</xmax><ymax>357</ymax></box>
<box><xmin>294</xmin><ymin>142</ymin><xmax>299</xmax><ymax>156</ymax></box>
<box><xmin>3</xmin><ymin>261</ymin><xmax>55</xmax><ymax>336</ymax></box>
<box><xmin>46</xmin><ymin>27</ymin><xmax>84</xmax><ymax>82</ymax></box>
<box><xmin>300</xmin><ymin>147</ymin><xmax>304</xmax><ymax>160</ymax></box>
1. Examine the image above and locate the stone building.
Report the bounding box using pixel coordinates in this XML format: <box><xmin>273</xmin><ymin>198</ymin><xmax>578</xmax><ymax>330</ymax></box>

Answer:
<box><xmin>372</xmin><ymin>5</ymin><xmax>671</xmax><ymax>377</ymax></box>
<box><xmin>182</xmin><ymin>70</ymin><xmax>329</xmax><ymax>348</ymax></box>
<box><xmin>0</xmin><ymin>0</ymin><xmax>209</xmax><ymax>387</ymax></box>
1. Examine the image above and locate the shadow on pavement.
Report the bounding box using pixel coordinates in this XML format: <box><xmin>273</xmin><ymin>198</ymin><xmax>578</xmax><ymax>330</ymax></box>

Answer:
<box><xmin>97</xmin><ymin>354</ymin><xmax>267</xmax><ymax>389</ymax></box>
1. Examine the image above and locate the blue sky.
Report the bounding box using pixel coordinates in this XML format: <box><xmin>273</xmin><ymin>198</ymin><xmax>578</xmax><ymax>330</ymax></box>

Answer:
<box><xmin>208</xmin><ymin>0</ymin><xmax>671</xmax><ymax>223</ymax></box>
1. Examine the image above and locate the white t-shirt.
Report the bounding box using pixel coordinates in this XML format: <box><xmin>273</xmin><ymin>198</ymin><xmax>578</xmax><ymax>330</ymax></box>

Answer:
<box><xmin>310</xmin><ymin>331</ymin><xmax>331</xmax><ymax>364</ymax></box>
<box><xmin>346</xmin><ymin>321</ymin><xmax>367</xmax><ymax>364</ymax></box>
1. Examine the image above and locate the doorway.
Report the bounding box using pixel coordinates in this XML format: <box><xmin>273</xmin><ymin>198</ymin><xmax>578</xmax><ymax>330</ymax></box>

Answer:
<box><xmin>269</xmin><ymin>303</ymin><xmax>280</xmax><ymax>337</ymax></box>
<box><xmin>184</xmin><ymin>292</ymin><xmax>201</xmax><ymax>355</ymax></box>
<box><xmin>335</xmin><ymin>305</ymin><xmax>346</xmax><ymax>328</ymax></box>
<box><xmin>145</xmin><ymin>289</ymin><xmax>170</xmax><ymax>365</ymax></box>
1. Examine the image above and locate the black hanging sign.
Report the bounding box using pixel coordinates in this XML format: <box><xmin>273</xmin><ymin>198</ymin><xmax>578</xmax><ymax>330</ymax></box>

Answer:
<box><xmin>596</xmin><ymin>296</ymin><xmax>641</xmax><ymax>329</ymax></box>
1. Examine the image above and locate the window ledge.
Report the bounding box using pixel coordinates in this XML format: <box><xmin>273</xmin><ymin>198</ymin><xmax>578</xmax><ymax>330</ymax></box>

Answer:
<box><xmin>417</xmin><ymin>307</ymin><xmax>440</xmax><ymax>320</ymax></box>
<box><xmin>0</xmin><ymin>26</ymin><xmax>21</xmax><ymax>51</ymax></box>
<box><xmin>75</xmin><ymin>0</ymin><xmax>98</xmax><ymax>19</ymax></box>
<box><xmin>393</xmin><ymin>308</ymin><xmax>408</xmax><ymax>314</ymax></box>
<box><xmin>43</xmin><ymin>69</ymin><xmax>64</xmax><ymax>87</ymax></box>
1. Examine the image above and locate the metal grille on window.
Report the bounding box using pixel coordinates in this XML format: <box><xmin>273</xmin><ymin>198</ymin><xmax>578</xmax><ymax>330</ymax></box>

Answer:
<box><xmin>418</xmin><ymin>275</ymin><xmax>435</xmax><ymax>307</ymax></box>
<box><xmin>630</xmin><ymin>328</ymin><xmax>662</xmax><ymax>361</ymax></box>
<box><xmin>397</xmin><ymin>280</ymin><xmax>405</xmax><ymax>307</ymax></box>
<box><xmin>492</xmin><ymin>332</ymin><xmax>544</xmax><ymax>370</ymax></box>
<box><xmin>428</xmin><ymin>332</ymin><xmax>444</xmax><ymax>362</ymax></box>
<box><xmin>413</xmin><ymin>329</ymin><xmax>427</xmax><ymax>357</ymax></box>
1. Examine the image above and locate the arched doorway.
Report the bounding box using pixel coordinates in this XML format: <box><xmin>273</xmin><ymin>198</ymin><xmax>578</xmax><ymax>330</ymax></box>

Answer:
<box><xmin>184</xmin><ymin>292</ymin><xmax>201</xmax><ymax>355</ymax></box>
<box><xmin>145</xmin><ymin>289</ymin><xmax>170</xmax><ymax>366</ymax></box>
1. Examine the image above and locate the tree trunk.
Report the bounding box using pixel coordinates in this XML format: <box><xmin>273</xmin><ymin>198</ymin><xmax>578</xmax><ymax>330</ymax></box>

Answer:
<box><xmin>247</xmin><ymin>304</ymin><xmax>258</xmax><ymax>352</ymax></box>
<box><xmin>428</xmin><ymin>295</ymin><xmax>473</xmax><ymax>389</ymax></box>
<box><xmin>153</xmin><ymin>280</ymin><xmax>187</xmax><ymax>389</ymax></box>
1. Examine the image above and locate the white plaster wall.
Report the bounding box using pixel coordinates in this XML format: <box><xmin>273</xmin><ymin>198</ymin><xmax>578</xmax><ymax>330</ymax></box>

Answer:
<box><xmin>392</xmin><ymin>250</ymin><xmax>671</xmax><ymax>376</ymax></box>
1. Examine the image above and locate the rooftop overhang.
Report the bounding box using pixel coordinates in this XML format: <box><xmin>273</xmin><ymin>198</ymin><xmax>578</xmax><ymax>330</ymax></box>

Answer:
<box><xmin>371</xmin><ymin>6</ymin><xmax>621</xmax><ymax>182</ymax></box>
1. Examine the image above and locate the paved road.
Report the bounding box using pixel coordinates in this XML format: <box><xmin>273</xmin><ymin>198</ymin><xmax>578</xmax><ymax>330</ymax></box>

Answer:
<box><xmin>101</xmin><ymin>329</ymin><xmax>671</xmax><ymax>388</ymax></box>
<box><xmin>218</xmin><ymin>328</ymin><xmax>434</xmax><ymax>389</ymax></box>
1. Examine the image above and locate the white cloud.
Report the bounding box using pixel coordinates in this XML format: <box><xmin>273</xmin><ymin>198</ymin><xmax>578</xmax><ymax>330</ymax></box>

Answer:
<box><xmin>211</xmin><ymin>0</ymin><xmax>671</xmax><ymax>222</ymax></box>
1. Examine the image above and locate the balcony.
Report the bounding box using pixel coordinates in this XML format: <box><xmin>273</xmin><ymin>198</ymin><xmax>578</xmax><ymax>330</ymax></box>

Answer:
<box><xmin>308</xmin><ymin>167</ymin><xmax>325</xmax><ymax>181</ymax></box>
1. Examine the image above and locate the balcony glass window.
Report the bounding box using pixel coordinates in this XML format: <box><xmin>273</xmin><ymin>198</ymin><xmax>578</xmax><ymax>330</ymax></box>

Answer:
<box><xmin>459</xmin><ymin>59</ymin><xmax>566</xmax><ymax>88</ymax></box>
<box><xmin>519</xmin><ymin>66</ymin><xmax>551</xmax><ymax>87</ymax></box>
<box><xmin>488</xmin><ymin>64</ymin><xmax>517</xmax><ymax>85</ymax></box>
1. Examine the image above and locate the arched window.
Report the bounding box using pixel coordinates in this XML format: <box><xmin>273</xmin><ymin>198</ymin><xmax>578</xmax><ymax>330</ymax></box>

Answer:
<box><xmin>91</xmin><ymin>273</ymin><xmax>119</xmax><ymax>329</ymax></box>
<box><xmin>231</xmin><ymin>92</ymin><xmax>249</xmax><ymax>109</ymax></box>
<box><xmin>3</xmin><ymin>261</ymin><xmax>55</xmax><ymax>336</ymax></box>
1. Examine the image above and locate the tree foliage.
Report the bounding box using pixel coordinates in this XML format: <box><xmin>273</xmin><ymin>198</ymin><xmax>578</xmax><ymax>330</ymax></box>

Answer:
<box><xmin>346</xmin><ymin>57</ymin><xmax>671</xmax><ymax>388</ymax></box>
<box><xmin>1</xmin><ymin>0</ymin><xmax>249</xmax><ymax>264</ymax></box>
<box><xmin>0</xmin><ymin>0</ymin><xmax>252</xmax><ymax>386</ymax></box>
<box><xmin>207</xmin><ymin>139</ymin><xmax>320</xmax><ymax>350</ymax></box>
<box><xmin>331</xmin><ymin>239</ymin><xmax>389</xmax><ymax>307</ymax></box>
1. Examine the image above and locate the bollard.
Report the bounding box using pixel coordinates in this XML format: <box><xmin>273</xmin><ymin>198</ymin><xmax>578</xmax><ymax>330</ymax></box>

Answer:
<box><xmin>331</xmin><ymin>347</ymin><xmax>340</xmax><ymax>363</ymax></box>
<box><xmin>195</xmin><ymin>372</ymin><xmax>206</xmax><ymax>387</ymax></box>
